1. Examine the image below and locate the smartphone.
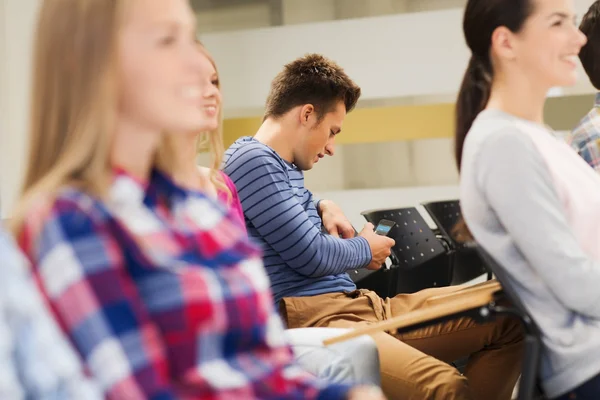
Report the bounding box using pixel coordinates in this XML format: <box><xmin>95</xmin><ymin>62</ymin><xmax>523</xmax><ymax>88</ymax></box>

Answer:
<box><xmin>374</xmin><ymin>219</ymin><xmax>396</xmax><ymax>236</ymax></box>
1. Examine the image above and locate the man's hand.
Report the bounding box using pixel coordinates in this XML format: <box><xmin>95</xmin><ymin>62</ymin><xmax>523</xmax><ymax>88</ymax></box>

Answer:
<box><xmin>319</xmin><ymin>200</ymin><xmax>355</xmax><ymax>239</ymax></box>
<box><xmin>359</xmin><ymin>223</ymin><xmax>395</xmax><ymax>270</ymax></box>
<box><xmin>347</xmin><ymin>385</ymin><xmax>387</xmax><ymax>400</ymax></box>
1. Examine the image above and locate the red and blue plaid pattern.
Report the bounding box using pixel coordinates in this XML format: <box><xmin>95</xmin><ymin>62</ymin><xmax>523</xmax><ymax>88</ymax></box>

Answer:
<box><xmin>18</xmin><ymin>170</ymin><xmax>349</xmax><ymax>400</ymax></box>
<box><xmin>570</xmin><ymin>93</ymin><xmax>600</xmax><ymax>173</ymax></box>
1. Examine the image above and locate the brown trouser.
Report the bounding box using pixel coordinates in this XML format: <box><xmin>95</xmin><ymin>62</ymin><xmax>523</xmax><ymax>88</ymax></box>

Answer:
<box><xmin>280</xmin><ymin>285</ymin><xmax>523</xmax><ymax>400</ymax></box>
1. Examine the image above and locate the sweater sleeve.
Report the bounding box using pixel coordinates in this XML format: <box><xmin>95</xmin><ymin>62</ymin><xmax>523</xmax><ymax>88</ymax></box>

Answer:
<box><xmin>223</xmin><ymin>145</ymin><xmax>372</xmax><ymax>278</ymax></box>
<box><xmin>475</xmin><ymin>129</ymin><xmax>600</xmax><ymax>318</ymax></box>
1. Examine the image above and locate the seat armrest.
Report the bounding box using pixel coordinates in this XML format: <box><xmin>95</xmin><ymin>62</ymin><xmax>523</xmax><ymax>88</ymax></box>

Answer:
<box><xmin>323</xmin><ymin>286</ymin><xmax>503</xmax><ymax>346</ymax></box>
<box><xmin>425</xmin><ymin>280</ymin><xmax>501</xmax><ymax>307</ymax></box>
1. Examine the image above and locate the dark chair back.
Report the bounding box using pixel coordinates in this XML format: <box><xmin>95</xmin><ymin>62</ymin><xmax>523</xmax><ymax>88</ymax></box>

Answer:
<box><xmin>422</xmin><ymin>200</ymin><xmax>489</xmax><ymax>284</ymax></box>
<box><xmin>361</xmin><ymin>207</ymin><xmax>446</xmax><ymax>268</ymax></box>
<box><xmin>421</xmin><ymin>200</ymin><xmax>461</xmax><ymax>244</ymax></box>
<box><xmin>354</xmin><ymin>207</ymin><xmax>451</xmax><ymax>294</ymax></box>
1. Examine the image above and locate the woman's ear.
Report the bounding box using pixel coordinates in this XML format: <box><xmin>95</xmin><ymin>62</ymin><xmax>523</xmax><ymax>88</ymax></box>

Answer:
<box><xmin>491</xmin><ymin>25</ymin><xmax>518</xmax><ymax>61</ymax></box>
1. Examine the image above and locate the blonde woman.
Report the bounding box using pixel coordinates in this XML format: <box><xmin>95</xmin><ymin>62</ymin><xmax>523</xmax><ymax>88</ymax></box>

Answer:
<box><xmin>157</xmin><ymin>47</ymin><xmax>245</xmax><ymax>228</ymax></box>
<box><xmin>12</xmin><ymin>0</ymin><xmax>382</xmax><ymax>399</ymax></box>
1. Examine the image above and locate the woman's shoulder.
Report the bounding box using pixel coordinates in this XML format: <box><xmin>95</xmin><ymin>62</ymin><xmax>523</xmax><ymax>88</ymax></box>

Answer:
<box><xmin>196</xmin><ymin>165</ymin><xmax>237</xmax><ymax>193</ymax></box>
<box><xmin>19</xmin><ymin>184</ymin><xmax>112</xmax><ymax>235</ymax></box>
<box><xmin>465</xmin><ymin>110</ymin><xmax>541</xmax><ymax>156</ymax></box>
<box><xmin>197</xmin><ymin>165</ymin><xmax>211</xmax><ymax>177</ymax></box>
<box><xmin>218</xmin><ymin>170</ymin><xmax>235</xmax><ymax>186</ymax></box>
<box><xmin>24</xmin><ymin>185</ymin><xmax>101</xmax><ymax>221</ymax></box>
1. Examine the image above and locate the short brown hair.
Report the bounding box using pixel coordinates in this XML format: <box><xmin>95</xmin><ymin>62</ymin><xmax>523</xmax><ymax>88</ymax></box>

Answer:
<box><xmin>580</xmin><ymin>1</ymin><xmax>600</xmax><ymax>90</ymax></box>
<box><xmin>264</xmin><ymin>53</ymin><xmax>361</xmax><ymax>121</ymax></box>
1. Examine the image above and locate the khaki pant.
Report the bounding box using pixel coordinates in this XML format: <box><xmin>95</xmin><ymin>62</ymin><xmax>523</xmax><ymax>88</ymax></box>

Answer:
<box><xmin>280</xmin><ymin>285</ymin><xmax>523</xmax><ymax>400</ymax></box>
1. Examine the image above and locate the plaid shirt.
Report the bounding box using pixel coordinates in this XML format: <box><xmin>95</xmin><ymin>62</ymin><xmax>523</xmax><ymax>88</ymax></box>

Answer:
<box><xmin>18</xmin><ymin>170</ymin><xmax>349</xmax><ymax>400</ymax></box>
<box><xmin>570</xmin><ymin>93</ymin><xmax>600</xmax><ymax>173</ymax></box>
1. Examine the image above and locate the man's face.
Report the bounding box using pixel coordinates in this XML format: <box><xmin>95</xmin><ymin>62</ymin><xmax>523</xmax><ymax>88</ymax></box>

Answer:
<box><xmin>293</xmin><ymin>101</ymin><xmax>345</xmax><ymax>171</ymax></box>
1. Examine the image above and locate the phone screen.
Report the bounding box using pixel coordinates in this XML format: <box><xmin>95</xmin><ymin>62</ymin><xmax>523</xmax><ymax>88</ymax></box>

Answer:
<box><xmin>375</xmin><ymin>219</ymin><xmax>395</xmax><ymax>236</ymax></box>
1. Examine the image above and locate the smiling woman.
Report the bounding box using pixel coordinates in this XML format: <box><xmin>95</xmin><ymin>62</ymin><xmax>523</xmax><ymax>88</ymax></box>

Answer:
<box><xmin>9</xmin><ymin>0</ymin><xmax>382</xmax><ymax>399</ymax></box>
<box><xmin>156</xmin><ymin>44</ymin><xmax>232</xmax><ymax>205</ymax></box>
<box><xmin>456</xmin><ymin>0</ymin><xmax>600</xmax><ymax>399</ymax></box>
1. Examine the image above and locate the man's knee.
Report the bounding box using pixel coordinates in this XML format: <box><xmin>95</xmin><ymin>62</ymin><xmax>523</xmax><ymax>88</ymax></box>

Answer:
<box><xmin>382</xmin><ymin>360</ymin><xmax>472</xmax><ymax>400</ymax></box>
<box><xmin>428</xmin><ymin>368</ymin><xmax>472</xmax><ymax>400</ymax></box>
<box><xmin>493</xmin><ymin>315</ymin><xmax>525</xmax><ymax>347</ymax></box>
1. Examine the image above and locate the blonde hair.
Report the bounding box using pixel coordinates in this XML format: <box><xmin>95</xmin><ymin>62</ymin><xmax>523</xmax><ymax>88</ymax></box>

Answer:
<box><xmin>156</xmin><ymin>45</ymin><xmax>230</xmax><ymax>201</ymax></box>
<box><xmin>11</xmin><ymin>0</ymin><xmax>178</xmax><ymax>232</ymax></box>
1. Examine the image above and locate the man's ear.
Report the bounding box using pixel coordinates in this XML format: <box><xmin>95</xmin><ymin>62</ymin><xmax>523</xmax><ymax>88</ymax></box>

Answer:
<box><xmin>299</xmin><ymin>104</ymin><xmax>315</xmax><ymax>126</ymax></box>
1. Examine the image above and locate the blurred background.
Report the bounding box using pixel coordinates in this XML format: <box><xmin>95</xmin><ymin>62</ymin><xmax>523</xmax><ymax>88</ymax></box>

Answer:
<box><xmin>1</xmin><ymin>0</ymin><xmax>596</xmax><ymax>227</ymax></box>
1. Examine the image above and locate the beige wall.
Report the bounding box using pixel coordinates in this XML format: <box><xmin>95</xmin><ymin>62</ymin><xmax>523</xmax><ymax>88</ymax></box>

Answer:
<box><xmin>303</xmin><ymin>139</ymin><xmax>458</xmax><ymax>192</ymax></box>
<box><xmin>196</xmin><ymin>0</ymin><xmax>468</xmax><ymax>33</ymax></box>
<box><xmin>406</xmin><ymin>0</ymin><xmax>466</xmax><ymax>12</ymax></box>
<box><xmin>199</xmin><ymin>139</ymin><xmax>458</xmax><ymax>193</ymax></box>
<box><xmin>201</xmin><ymin>138</ymin><xmax>458</xmax><ymax>193</ymax></box>
<box><xmin>0</xmin><ymin>0</ymin><xmax>39</xmax><ymax>217</ymax></box>
<box><xmin>195</xmin><ymin>0</ymin><xmax>462</xmax><ymax>193</ymax></box>
<box><xmin>282</xmin><ymin>0</ymin><xmax>336</xmax><ymax>24</ymax></box>
<box><xmin>197</xmin><ymin>2</ymin><xmax>272</xmax><ymax>33</ymax></box>
<box><xmin>0</xmin><ymin>0</ymin><xmax>587</xmax><ymax>217</ymax></box>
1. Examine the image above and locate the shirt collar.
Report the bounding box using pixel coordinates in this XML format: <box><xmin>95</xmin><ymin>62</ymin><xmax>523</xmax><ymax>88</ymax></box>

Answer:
<box><xmin>110</xmin><ymin>170</ymin><xmax>146</xmax><ymax>207</ymax></box>
<box><xmin>145</xmin><ymin>169</ymin><xmax>189</xmax><ymax>204</ymax></box>
<box><xmin>594</xmin><ymin>92</ymin><xmax>600</xmax><ymax>108</ymax></box>
<box><xmin>109</xmin><ymin>168</ymin><xmax>182</xmax><ymax>207</ymax></box>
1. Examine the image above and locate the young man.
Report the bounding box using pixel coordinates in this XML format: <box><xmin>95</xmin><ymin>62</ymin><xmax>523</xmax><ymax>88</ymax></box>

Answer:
<box><xmin>223</xmin><ymin>54</ymin><xmax>523</xmax><ymax>400</ymax></box>
<box><xmin>571</xmin><ymin>1</ymin><xmax>600</xmax><ymax>172</ymax></box>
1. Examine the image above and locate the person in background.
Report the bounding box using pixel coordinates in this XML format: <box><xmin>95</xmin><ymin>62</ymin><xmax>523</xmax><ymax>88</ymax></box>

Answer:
<box><xmin>456</xmin><ymin>0</ymin><xmax>600</xmax><ymax>398</ymax></box>
<box><xmin>157</xmin><ymin>44</ymin><xmax>383</xmax><ymax>388</ymax></box>
<box><xmin>0</xmin><ymin>222</ymin><xmax>101</xmax><ymax>399</ymax></box>
<box><xmin>11</xmin><ymin>0</ymin><xmax>383</xmax><ymax>399</ymax></box>
<box><xmin>223</xmin><ymin>53</ymin><xmax>523</xmax><ymax>400</ymax></box>
<box><xmin>570</xmin><ymin>0</ymin><xmax>600</xmax><ymax>172</ymax></box>
<box><xmin>157</xmin><ymin>45</ymin><xmax>244</xmax><ymax>228</ymax></box>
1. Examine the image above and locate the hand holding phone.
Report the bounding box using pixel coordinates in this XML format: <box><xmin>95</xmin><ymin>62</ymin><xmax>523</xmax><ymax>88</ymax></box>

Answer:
<box><xmin>374</xmin><ymin>219</ymin><xmax>395</xmax><ymax>269</ymax></box>
<box><xmin>359</xmin><ymin>222</ymin><xmax>395</xmax><ymax>270</ymax></box>
<box><xmin>374</xmin><ymin>219</ymin><xmax>396</xmax><ymax>236</ymax></box>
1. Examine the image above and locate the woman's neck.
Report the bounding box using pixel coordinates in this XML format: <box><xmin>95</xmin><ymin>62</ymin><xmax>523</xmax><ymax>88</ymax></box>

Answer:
<box><xmin>111</xmin><ymin>118</ymin><xmax>162</xmax><ymax>182</ymax></box>
<box><xmin>486</xmin><ymin>72</ymin><xmax>547</xmax><ymax>125</ymax></box>
<box><xmin>168</xmin><ymin>134</ymin><xmax>217</xmax><ymax>196</ymax></box>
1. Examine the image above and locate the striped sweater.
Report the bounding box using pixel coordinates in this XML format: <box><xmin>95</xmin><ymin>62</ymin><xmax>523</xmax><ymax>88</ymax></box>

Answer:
<box><xmin>223</xmin><ymin>137</ymin><xmax>372</xmax><ymax>304</ymax></box>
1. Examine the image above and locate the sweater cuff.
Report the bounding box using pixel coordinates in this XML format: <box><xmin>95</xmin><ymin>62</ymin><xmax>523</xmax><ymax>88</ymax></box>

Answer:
<box><xmin>355</xmin><ymin>236</ymin><xmax>373</xmax><ymax>269</ymax></box>
<box><xmin>313</xmin><ymin>198</ymin><xmax>322</xmax><ymax>215</ymax></box>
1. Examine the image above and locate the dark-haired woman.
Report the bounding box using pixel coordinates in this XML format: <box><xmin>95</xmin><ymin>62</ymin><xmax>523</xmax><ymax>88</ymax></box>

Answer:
<box><xmin>456</xmin><ymin>0</ymin><xmax>600</xmax><ymax>398</ymax></box>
